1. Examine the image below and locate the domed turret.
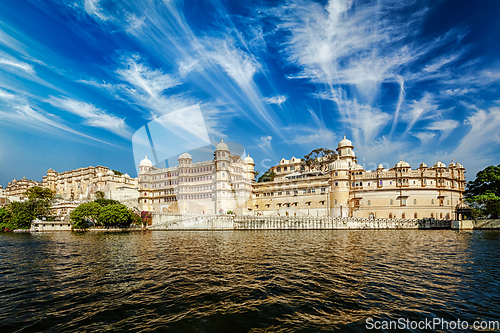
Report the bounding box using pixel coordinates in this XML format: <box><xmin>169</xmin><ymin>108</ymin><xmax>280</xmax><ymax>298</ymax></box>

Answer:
<box><xmin>336</xmin><ymin>136</ymin><xmax>355</xmax><ymax>162</ymax></box>
<box><xmin>377</xmin><ymin>164</ymin><xmax>384</xmax><ymax>170</ymax></box>
<box><xmin>216</xmin><ymin>139</ymin><xmax>229</xmax><ymax>151</ymax></box>
<box><xmin>338</xmin><ymin>135</ymin><xmax>352</xmax><ymax>148</ymax></box>
<box><xmin>396</xmin><ymin>161</ymin><xmax>410</xmax><ymax>168</ymax></box>
<box><xmin>140</xmin><ymin>155</ymin><xmax>153</xmax><ymax>167</ymax></box>
<box><xmin>433</xmin><ymin>161</ymin><xmax>446</xmax><ymax>168</ymax></box>
<box><xmin>244</xmin><ymin>154</ymin><xmax>254</xmax><ymax>164</ymax></box>
<box><xmin>419</xmin><ymin>162</ymin><xmax>427</xmax><ymax>169</ymax></box>
<box><xmin>124</xmin><ymin>173</ymin><xmax>130</xmax><ymax>178</ymax></box>
<box><xmin>179</xmin><ymin>152</ymin><xmax>192</xmax><ymax>159</ymax></box>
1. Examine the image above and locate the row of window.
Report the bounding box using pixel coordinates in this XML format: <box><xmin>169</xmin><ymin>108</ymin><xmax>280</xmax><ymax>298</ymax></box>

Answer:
<box><xmin>144</xmin><ymin>193</ymin><xmax>214</xmax><ymax>204</ymax></box>
<box><xmin>276</xmin><ymin>165</ymin><xmax>302</xmax><ymax>172</ymax></box>
<box><xmin>180</xmin><ymin>166</ymin><xmax>213</xmax><ymax>174</ymax></box>
<box><xmin>255</xmin><ymin>201</ymin><xmax>326</xmax><ymax>209</ymax></box>
<box><xmin>384</xmin><ymin>212</ymin><xmax>450</xmax><ymax>219</ymax></box>
<box><xmin>256</xmin><ymin>188</ymin><xmax>326</xmax><ymax>197</ymax></box>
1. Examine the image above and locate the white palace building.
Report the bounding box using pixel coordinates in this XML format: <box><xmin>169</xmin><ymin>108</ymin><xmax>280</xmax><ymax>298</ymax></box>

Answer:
<box><xmin>139</xmin><ymin>137</ymin><xmax>467</xmax><ymax>220</ymax></box>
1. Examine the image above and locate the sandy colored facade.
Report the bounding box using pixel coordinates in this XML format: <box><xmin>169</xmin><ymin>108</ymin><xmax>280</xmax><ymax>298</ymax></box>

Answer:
<box><xmin>139</xmin><ymin>140</ymin><xmax>255</xmax><ymax>214</ymax></box>
<box><xmin>5</xmin><ymin>177</ymin><xmax>42</xmax><ymax>198</ymax></box>
<box><xmin>251</xmin><ymin>137</ymin><xmax>466</xmax><ymax>219</ymax></box>
<box><xmin>42</xmin><ymin>166</ymin><xmax>139</xmax><ymax>206</ymax></box>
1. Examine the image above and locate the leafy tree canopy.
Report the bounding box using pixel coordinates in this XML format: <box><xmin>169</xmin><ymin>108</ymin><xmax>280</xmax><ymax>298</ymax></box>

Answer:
<box><xmin>24</xmin><ymin>186</ymin><xmax>55</xmax><ymax>200</ymax></box>
<box><xmin>70</xmin><ymin>202</ymin><xmax>102</xmax><ymax>228</ymax></box>
<box><xmin>465</xmin><ymin>164</ymin><xmax>500</xmax><ymax>218</ymax></box>
<box><xmin>94</xmin><ymin>198</ymin><xmax>120</xmax><ymax>207</ymax></box>
<box><xmin>302</xmin><ymin>148</ymin><xmax>337</xmax><ymax>172</ymax></box>
<box><xmin>257</xmin><ymin>170</ymin><xmax>276</xmax><ymax>183</ymax></box>
<box><xmin>112</xmin><ymin>170</ymin><xmax>123</xmax><ymax>176</ymax></box>
<box><xmin>95</xmin><ymin>191</ymin><xmax>105</xmax><ymax>200</ymax></box>
<box><xmin>99</xmin><ymin>204</ymin><xmax>133</xmax><ymax>227</ymax></box>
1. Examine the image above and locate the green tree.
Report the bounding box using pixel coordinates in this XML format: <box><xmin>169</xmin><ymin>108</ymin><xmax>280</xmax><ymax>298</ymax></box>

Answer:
<box><xmin>94</xmin><ymin>198</ymin><xmax>120</xmax><ymax>207</ymax></box>
<box><xmin>254</xmin><ymin>170</ymin><xmax>260</xmax><ymax>181</ymax></box>
<box><xmin>95</xmin><ymin>191</ymin><xmax>105</xmax><ymax>200</ymax></box>
<box><xmin>0</xmin><ymin>207</ymin><xmax>10</xmax><ymax>222</ymax></box>
<box><xmin>112</xmin><ymin>170</ymin><xmax>123</xmax><ymax>176</ymax></box>
<box><xmin>301</xmin><ymin>148</ymin><xmax>337</xmax><ymax>172</ymax></box>
<box><xmin>99</xmin><ymin>204</ymin><xmax>133</xmax><ymax>227</ymax></box>
<box><xmin>70</xmin><ymin>202</ymin><xmax>102</xmax><ymax>229</ymax></box>
<box><xmin>257</xmin><ymin>170</ymin><xmax>276</xmax><ymax>182</ymax></box>
<box><xmin>0</xmin><ymin>207</ymin><xmax>14</xmax><ymax>232</ymax></box>
<box><xmin>465</xmin><ymin>165</ymin><xmax>500</xmax><ymax>218</ymax></box>
<box><xmin>24</xmin><ymin>186</ymin><xmax>55</xmax><ymax>200</ymax></box>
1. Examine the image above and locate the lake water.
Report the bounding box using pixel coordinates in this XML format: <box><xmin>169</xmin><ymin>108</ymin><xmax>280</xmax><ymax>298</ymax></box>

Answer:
<box><xmin>1</xmin><ymin>230</ymin><xmax>499</xmax><ymax>332</ymax></box>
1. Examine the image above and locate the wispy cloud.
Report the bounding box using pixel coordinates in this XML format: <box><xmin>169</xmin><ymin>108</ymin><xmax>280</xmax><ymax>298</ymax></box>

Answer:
<box><xmin>426</xmin><ymin>119</ymin><xmax>459</xmax><ymax>140</ymax></box>
<box><xmin>83</xmin><ymin>0</ymin><xmax>108</xmax><ymax>21</ymax></box>
<box><xmin>47</xmin><ymin>96</ymin><xmax>132</xmax><ymax>138</ymax></box>
<box><xmin>263</xmin><ymin>95</ymin><xmax>287</xmax><ymax>107</ymax></box>
<box><xmin>255</xmin><ymin>135</ymin><xmax>274</xmax><ymax>157</ymax></box>
<box><xmin>0</xmin><ymin>92</ymin><xmax>118</xmax><ymax>147</ymax></box>
<box><xmin>285</xmin><ymin>126</ymin><xmax>335</xmax><ymax>145</ymax></box>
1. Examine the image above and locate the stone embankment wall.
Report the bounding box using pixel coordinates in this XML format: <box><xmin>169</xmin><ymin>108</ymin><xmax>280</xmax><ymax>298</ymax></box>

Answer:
<box><xmin>150</xmin><ymin>213</ymin><xmax>452</xmax><ymax>230</ymax></box>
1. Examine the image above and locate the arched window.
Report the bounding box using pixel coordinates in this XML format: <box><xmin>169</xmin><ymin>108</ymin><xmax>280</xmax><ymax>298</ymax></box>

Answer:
<box><xmin>440</xmin><ymin>212</ymin><xmax>443</xmax><ymax>219</ymax></box>
<box><xmin>389</xmin><ymin>213</ymin><xmax>393</xmax><ymax>218</ymax></box>
<box><xmin>414</xmin><ymin>212</ymin><xmax>418</xmax><ymax>219</ymax></box>
<box><xmin>413</xmin><ymin>199</ymin><xmax>417</xmax><ymax>205</ymax></box>
<box><xmin>446</xmin><ymin>213</ymin><xmax>450</xmax><ymax>220</ymax></box>
<box><xmin>431</xmin><ymin>213</ymin><xmax>434</xmax><ymax>218</ymax></box>
<box><xmin>277</xmin><ymin>167</ymin><xmax>281</xmax><ymax>172</ymax></box>
<box><xmin>390</xmin><ymin>199</ymin><xmax>393</xmax><ymax>205</ymax></box>
<box><xmin>367</xmin><ymin>200</ymin><xmax>371</xmax><ymax>206</ymax></box>
<box><xmin>431</xmin><ymin>199</ymin><xmax>434</xmax><ymax>205</ymax></box>
<box><xmin>284</xmin><ymin>166</ymin><xmax>287</xmax><ymax>171</ymax></box>
<box><xmin>291</xmin><ymin>165</ymin><xmax>295</xmax><ymax>171</ymax></box>
<box><xmin>402</xmin><ymin>212</ymin><xmax>406</xmax><ymax>219</ymax></box>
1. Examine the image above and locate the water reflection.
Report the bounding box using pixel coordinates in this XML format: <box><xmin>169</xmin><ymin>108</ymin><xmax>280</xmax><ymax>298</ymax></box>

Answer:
<box><xmin>0</xmin><ymin>230</ymin><xmax>499</xmax><ymax>332</ymax></box>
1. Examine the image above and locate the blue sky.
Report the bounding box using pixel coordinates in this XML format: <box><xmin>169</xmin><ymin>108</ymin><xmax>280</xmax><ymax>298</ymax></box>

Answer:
<box><xmin>1</xmin><ymin>0</ymin><xmax>500</xmax><ymax>186</ymax></box>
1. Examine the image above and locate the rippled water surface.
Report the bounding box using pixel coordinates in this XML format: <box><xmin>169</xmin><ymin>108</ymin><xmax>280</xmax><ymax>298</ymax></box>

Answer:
<box><xmin>1</xmin><ymin>230</ymin><xmax>500</xmax><ymax>332</ymax></box>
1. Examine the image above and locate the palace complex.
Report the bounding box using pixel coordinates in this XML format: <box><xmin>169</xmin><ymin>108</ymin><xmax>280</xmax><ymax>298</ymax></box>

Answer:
<box><xmin>2</xmin><ymin>136</ymin><xmax>467</xmax><ymax>221</ymax></box>
<box><xmin>139</xmin><ymin>137</ymin><xmax>466</xmax><ymax>220</ymax></box>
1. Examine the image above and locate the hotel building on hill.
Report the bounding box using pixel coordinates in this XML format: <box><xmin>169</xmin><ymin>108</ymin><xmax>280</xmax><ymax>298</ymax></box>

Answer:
<box><xmin>5</xmin><ymin>177</ymin><xmax>42</xmax><ymax>198</ymax></box>
<box><xmin>251</xmin><ymin>136</ymin><xmax>466</xmax><ymax>219</ymax></box>
<box><xmin>42</xmin><ymin>166</ymin><xmax>139</xmax><ymax>206</ymax></box>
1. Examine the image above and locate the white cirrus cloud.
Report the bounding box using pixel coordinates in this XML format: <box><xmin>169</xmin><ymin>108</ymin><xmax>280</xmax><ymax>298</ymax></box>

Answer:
<box><xmin>263</xmin><ymin>95</ymin><xmax>287</xmax><ymax>106</ymax></box>
<box><xmin>47</xmin><ymin>96</ymin><xmax>132</xmax><ymax>138</ymax></box>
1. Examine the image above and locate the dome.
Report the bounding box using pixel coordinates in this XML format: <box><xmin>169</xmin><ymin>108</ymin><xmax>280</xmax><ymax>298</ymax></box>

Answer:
<box><xmin>106</xmin><ymin>170</ymin><xmax>114</xmax><ymax>175</ymax></box>
<box><xmin>449</xmin><ymin>162</ymin><xmax>456</xmax><ymax>168</ymax></box>
<box><xmin>377</xmin><ymin>164</ymin><xmax>384</xmax><ymax>170</ymax></box>
<box><xmin>140</xmin><ymin>155</ymin><xmax>153</xmax><ymax>167</ymax></box>
<box><xmin>456</xmin><ymin>162</ymin><xmax>464</xmax><ymax>169</ymax></box>
<box><xmin>330</xmin><ymin>159</ymin><xmax>349</xmax><ymax>170</ymax></box>
<box><xmin>352</xmin><ymin>163</ymin><xmax>363</xmax><ymax>171</ymax></box>
<box><xmin>124</xmin><ymin>173</ymin><xmax>130</xmax><ymax>178</ymax></box>
<box><xmin>396</xmin><ymin>160</ymin><xmax>410</xmax><ymax>168</ymax></box>
<box><xmin>338</xmin><ymin>135</ymin><xmax>353</xmax><ymax>148</ymax></box>
<box><xmin>244</xmin><ymin>154</ymin><xmax>254</xmax><ymax>164</ymax></box>
<box><xmin>179</xmin><ymin>152</ymin><xmax>192</xmax><ymax>159</ymax></box>
<box><xmin>216</xmin><ymin>139</ymin><xmax>228</xmax><ymax>151</ymax></box>
<box><xmin>433</xmin><ymin>161</ymin><xmax>446</xmax><ymax>168</ymax></box>
<box><xmin>419</xmin><ymin>162</ymin><xmax>427</xmax><ymax>168</ymax></box>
